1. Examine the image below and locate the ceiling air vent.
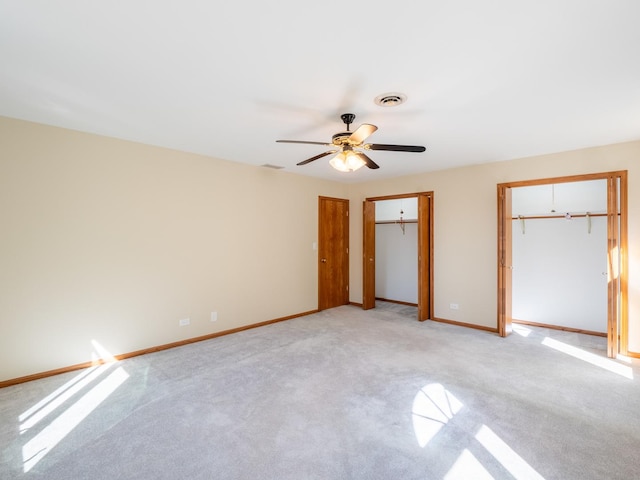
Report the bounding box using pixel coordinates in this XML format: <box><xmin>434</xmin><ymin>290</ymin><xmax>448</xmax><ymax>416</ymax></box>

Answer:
<box><xmin>374</xmin><ymin>92</ymin><xmax>407</xmax><ymax>107</ymax></box>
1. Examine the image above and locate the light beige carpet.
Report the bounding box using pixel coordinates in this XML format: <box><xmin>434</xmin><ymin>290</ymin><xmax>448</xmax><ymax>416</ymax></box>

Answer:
<box><xmin>1</xmin><ymin>303</ymin><xmax>638</xmax><ymax>479</ymax></box>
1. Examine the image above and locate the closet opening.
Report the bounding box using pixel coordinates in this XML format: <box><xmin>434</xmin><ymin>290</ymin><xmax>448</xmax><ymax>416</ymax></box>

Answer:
<box><xmin>497</xmin><ymin>171</ymin><xmax>628</xmax><ymax>358</ymax></box>
<box><xmin>512</xmin><ymin>180</ymin><xmax>608</xmax><ymax>336</ymax></box>
<box><xmin>363</xmin><ymin>192</ymin><xmax>433</xmax><ymax>321</ymax></box>
<box><xmin>375</xmin><ymin>198</ymin><xmax>418</xmax><ymax>312</ymax></box>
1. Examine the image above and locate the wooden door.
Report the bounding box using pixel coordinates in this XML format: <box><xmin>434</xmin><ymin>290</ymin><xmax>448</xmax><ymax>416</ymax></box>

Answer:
<box><xmin>606</xmin><ymin>176</ymin><xmax>620</xmax><ymax>358</ymax></box>
<box><xmin>617</xmin><ymin>173</ymin><xmax>629</xmax><ymax>356</ymax></box>
<box><xmin>417</xmin><ymin>194</ymin><xmax>432</xmax><ymax>321</ymax></box>
<box><xmin>362</xmin><ymin>200</ymin><xmax>376</xmax><ymax>310</ymax></box>
<box><xmin>318</xmin><ymin>196</ymin><xmax>349</xmax><ymax>310</ymax></box>
<box><xmin>497</xmin><ymin>185</ymin><xmax>513</xmax><ymax>337</ymax></box>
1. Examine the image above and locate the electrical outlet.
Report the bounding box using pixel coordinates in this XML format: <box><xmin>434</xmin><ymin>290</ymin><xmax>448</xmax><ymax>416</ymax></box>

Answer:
<box><xmin>179</xmin><ymin>318</ymin><xmax>190</xmax><ymax>327</ymax></box>
<box><xmin>211</xmin><ymin>311</ymin><xmax>217</xmax><ymax>322</ymax></box>
<box><xmin>449</xmin><ymin>303</ymin><xmax>459</xmax><ymax>310</ymax></box>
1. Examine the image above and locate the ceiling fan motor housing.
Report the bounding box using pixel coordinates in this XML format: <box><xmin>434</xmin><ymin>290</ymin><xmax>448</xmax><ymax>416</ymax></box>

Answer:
<box><xmin>332</xmin><ymin>132</ymin><xmax>353</xmax><ymax>145</ymax></box>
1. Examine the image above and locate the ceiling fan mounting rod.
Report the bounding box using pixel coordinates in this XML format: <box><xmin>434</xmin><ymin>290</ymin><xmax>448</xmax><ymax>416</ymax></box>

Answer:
<box><xmin>340</xmin><ymin>113</ymin><xmax>356</xmax><ymax>131</ymax></box>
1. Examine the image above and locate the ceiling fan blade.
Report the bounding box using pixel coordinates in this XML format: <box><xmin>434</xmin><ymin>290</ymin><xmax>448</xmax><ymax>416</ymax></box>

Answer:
<box><xmin>366</xmin><ymin>143</ymin><xmax>426</xmax><ymax>152</ymax></box>
<box><xmin>296</xmin><ymin>150</ymin><xmax>337</xmax><ymax>166</ymax></box>
<box><xmin>356</xmin><ymin>152</ymin><xmax>379</xmax><ymax>169</ymax></box>
<box><xmin>277</xmin><ymin>140</ymin><xmax>332</xmax><ymax>146</ymax></box>
<box><xmin>348</xmin><ymin>124</ymin><xmax>378</xmax><ymax>144</ymax></box>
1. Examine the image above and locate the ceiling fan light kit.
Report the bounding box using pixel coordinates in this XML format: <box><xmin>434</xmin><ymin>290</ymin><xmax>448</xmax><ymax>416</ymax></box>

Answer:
<box><xmin>276</xmin><ymin>112</ymin><xmax>425</xmax><ymax>172</ymax></box>
<box><xmin>329</xmin><ymin>148</ymin><xmax>367</xmax><ymax>172</ymax></box>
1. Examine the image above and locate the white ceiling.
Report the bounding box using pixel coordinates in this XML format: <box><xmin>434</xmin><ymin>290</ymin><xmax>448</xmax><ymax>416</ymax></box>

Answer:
<box><xmin>1</xmin><ymin>1</ymin><xmax>639</xmax><ymax>183</ymax></box>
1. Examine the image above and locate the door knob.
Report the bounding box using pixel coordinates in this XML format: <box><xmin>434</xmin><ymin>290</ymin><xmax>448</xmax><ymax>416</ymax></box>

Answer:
<box><xmin>320</xmin><ymin>258</ymin><xmax>327</xmax><ymax>263</ymax></box>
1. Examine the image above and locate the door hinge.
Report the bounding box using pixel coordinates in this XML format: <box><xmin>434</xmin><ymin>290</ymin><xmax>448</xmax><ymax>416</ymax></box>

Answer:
<box><xmin>346</xmin><ymin>247</ymin><xmax>349</xmax><ymax>254</ymax></box>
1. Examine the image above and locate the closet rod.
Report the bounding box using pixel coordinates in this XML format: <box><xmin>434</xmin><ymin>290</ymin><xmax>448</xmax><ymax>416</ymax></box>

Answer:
<box><xmin>375</xmin><ymin>219</ymin><xmax>418</xmax><ymax>225</ymax></box>
<box><xmin>510</xmin><ymin>213</ymin><xmax>610</xmax><ymax>221</ymax></box>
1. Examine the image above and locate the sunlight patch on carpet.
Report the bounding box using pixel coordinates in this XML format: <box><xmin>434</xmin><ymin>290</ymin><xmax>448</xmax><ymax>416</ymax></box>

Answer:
<box><xmin>20</xmin><ymin>364</ymin><xmax>113</xmax><ymax>434</ymax></box>
<box><xmin>412</xmin><ymin>383</ymin><xmax>463</xmax><ymax>448</ymax></box>
<box><xmin>542</xmin><ymin>337</ymin><xmax>633</xmax><ymax>379</ymax></box>
<box><xmin>20</xmin><ymin>340</ymin><xmax>129</xmax><ymax>473</ymax></box>
<box><xmin>444</xmin><ymin>448</ymin><xmax>494</xmax><ymax>480</ymax></box>
<box><xmin>413</xmin><ymin>385</ymin><xmax>546</xmax><ymax>479</ymax></box>
<box><xmin>22</xmin><ymin>366</ymin><xmax>129</xmax><ymax>472</ymax></box>
<box><xmin>512</xmin><ymin>324</ymin><xmax>532</xmax><ymax>337</ymax></box>
<box><xmin>18</xmin><ymin>365</ymin><xmax>101</xmax><ymax>425</ymax></box>
<box><xmin>475</xmin><ymin>425</ymin><xmax>546</xmax><ymax>480</ymax></box>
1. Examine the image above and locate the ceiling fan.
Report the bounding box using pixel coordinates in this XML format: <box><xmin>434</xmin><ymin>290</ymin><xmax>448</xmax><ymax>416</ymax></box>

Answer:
<box><xmin>276</xmin><ymin>113</ymin><xmax>426</xmax><ymax>172</ymax></box>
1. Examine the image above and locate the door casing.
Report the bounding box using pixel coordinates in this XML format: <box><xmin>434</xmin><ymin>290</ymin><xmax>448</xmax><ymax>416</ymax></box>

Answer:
<box><xmin>363</xmin><ymin>192</ymin><xmax>433</xmax><ymax>321</ymax></box>
<box><xmin>497</xmin><ymin>171</ymin><xmax>629</xmax><ymax>358</ymax></box>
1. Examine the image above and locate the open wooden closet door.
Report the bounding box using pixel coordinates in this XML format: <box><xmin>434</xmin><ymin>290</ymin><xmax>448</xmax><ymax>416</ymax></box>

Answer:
<box><xmin>607</xmin><ymin>175</ymin><xmax>620</xmax><ymax>358</ymax></box>
<box><xmin>418</xmin><ymin>194</ymin><xmax>432</xmax><ymax>321</ymax></box>
<box><xmin>362</xmin><ymin>200</ymin><xmax>376</xmax><ymax>310</ymax></box>
<box><xmin>497</xmin><ymin>185</ymin><xmax>513</xmax><ymax>337</ymax></box>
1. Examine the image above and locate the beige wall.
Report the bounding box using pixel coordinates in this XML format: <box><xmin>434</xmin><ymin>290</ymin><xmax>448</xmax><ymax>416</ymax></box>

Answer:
<box><xmin>2</xmin><ymin>115</ymin><xmax>638</xmax><ymax>382</ymax></box>
<box><xmin>348</xmin><ymin>141</ymin><xmax>640</xmax><ymax>353</ymax></box>
<box><xmin>0</xmin><ymin>117</ymin><xmax>347</xmax><ymax>382</ymax></box>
